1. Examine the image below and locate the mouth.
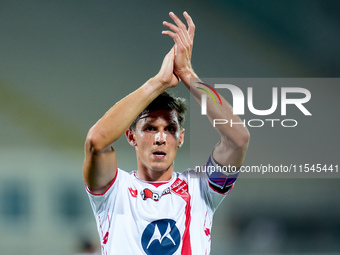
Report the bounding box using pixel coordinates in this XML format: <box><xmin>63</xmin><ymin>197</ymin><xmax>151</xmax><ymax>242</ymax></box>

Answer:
<box><xmin>152</xmin><ymin>151</ymin><xmax>167</xmax><ymax>159</ymax></box>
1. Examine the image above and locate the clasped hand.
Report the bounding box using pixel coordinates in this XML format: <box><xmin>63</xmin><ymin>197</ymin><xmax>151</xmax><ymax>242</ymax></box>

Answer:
<box><xmin>155</xmin><ymin>11</ymin><xmax>196</xmax><ymax>88</ymax></box>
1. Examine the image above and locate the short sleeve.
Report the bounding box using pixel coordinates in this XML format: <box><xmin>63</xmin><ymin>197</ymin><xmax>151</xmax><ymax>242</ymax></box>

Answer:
<box><xmin>205</xmin><ymin>154</ymin><xmax>240</xmax><ymax>194</ymax></box>
<box><xmin>85</xmin><ymin>169</ymin><xmax>119</xmax><ymax>215</ymax></box>
<box><xmin>191</xmin><ymin>155</ymin><xmax>240</xmax><ymax>212</ymax></box>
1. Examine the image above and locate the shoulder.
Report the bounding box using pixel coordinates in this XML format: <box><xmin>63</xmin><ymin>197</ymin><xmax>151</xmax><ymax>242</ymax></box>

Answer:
<box><xmin>176</xmin><ymin>168</ymin><xmax>207</xmax><ymax>190</ymax></box>
<box><xmin>85</xmin><ymin>168</ymin><xmax>131</xmax><ymax>196</ymax></box>
<box><xmin>178</xmin><ymin>168</ymin><xmax>206</xmax><ymax>179</ymax></box>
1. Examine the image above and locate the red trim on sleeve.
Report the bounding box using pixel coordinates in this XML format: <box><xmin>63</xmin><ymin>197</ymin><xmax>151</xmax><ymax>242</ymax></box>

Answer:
<box><xmin>85</xmin><ymin>169</ymin><xmax>118</xmax><ymax>196</ymax></box>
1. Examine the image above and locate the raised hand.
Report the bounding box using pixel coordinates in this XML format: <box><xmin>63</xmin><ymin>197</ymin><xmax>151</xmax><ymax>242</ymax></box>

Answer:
<box><xmin>162</xmin><ymin>11</ymin><xmax>196</xmax><ymax>78</ymax></box>
<box><xmin>154</xmin><ymin>47</ymin><xmax>180</xmax><ymax>88</ymax></box>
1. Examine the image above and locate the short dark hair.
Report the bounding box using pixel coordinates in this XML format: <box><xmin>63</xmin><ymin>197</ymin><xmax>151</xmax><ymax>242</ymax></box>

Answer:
<box><xmin>129</xmin><ymin>91</ymin><xmax>188</xmax><ymax>130</ymax></box>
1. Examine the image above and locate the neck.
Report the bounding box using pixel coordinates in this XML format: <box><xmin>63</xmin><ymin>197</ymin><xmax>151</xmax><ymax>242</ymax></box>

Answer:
<box><xmin>137</xmin><ymin>164</ymin><xmax>174</xmax><ymax>182</ymax></box>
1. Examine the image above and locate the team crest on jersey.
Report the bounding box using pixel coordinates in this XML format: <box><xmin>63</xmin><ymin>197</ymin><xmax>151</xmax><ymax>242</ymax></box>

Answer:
<box><xmin>171</xmin><ymin>178</ymin><xmax>188</xmax><ymax>196</ymax></box>
<box><xmin>141</xmin><ymin>219</ymin><xmax>180</xmax><ymax>255</ymax></box>
<box><xmin>141</xmin><ymin>187</ymin><xmax>170</xmax><ymax>201</ymax></box>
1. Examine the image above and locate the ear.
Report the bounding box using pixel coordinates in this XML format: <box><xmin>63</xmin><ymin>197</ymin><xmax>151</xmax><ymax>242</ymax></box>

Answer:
<box><xmin>178</xmin><ymin>128</ymin><xmax>185</xmax><ymax>148</ymax></box>
<box><xmin>126</xmin><ymin>129</ymin><xmax>137</xmax><ymax>147</ymax></box>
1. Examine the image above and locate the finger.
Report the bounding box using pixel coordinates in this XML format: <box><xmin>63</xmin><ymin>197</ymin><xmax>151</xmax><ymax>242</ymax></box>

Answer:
<box><xmin>163</xmin><ymin>30</ymin><xmax>188</xmax><ymax>55</ymax></box>
<box><xmin>160</xmin><ymin>48</ymin><xmax>174</xmax><ymax>74</ymax></box>
<box><xmin>169</xmin><ymin>12</ymin><xmax>187</xmax><ymax>31</ymax></box>
<box><xmin>168</xmin><ymin>12</ymin><xmax>192</xmax><ymax>46</ymax></box>
<box><xmin>163</xmin><ymin>31</ymin><xmax>189</xmax><ymax>59</ymax></box>
<box><xmin>168</xmin><ymin>46</ymin><xmax>175</xmax><ymax>57</ymax></box>
<box><xmin>162</xmin><ymin>30</ymin><xmax>181</xmax><ymax>45</ymax></box>
<box><xmin>183</xmin><ymin>11</ymin><xmax>195</xmax><ymax>40</ymax></box>
<box><xmin>163</xmin><ymin>21</ymin><xmax>191</xmax><ymax>50</ymax></box>
<box><xmin>163</xmin><ymin>21</ymin><xmax>181</xmax><ymax>33</ymax></box>
<box><xmin>165</xmin><ymin>47</ymin><xmax>175</xmax><ymax>62</ymax></box>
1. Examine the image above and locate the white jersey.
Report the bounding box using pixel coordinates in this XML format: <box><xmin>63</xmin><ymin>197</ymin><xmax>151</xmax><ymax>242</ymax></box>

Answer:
<box><xmin>86</xmin><ymin>155</ymin><xmax>235</xmax><ymax>255</ymax></box>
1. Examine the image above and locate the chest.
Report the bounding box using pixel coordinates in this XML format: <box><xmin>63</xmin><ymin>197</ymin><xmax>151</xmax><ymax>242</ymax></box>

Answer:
<box><xmin>116</xmin><ymin>182</ymin><xmax>190</xmax><ymax>221</ymax></box>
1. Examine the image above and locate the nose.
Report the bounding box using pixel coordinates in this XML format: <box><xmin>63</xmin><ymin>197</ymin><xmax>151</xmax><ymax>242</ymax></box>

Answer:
<box><xmin>154</xmin><ymin>131</ymin><xmax>166</xmax><ymax>145</ymax></box>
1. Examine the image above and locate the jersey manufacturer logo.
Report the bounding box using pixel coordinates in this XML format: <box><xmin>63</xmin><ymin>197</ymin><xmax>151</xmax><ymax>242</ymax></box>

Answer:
<box><xmin>103</xmin><ymin>231</ymin><xmax>109</xmax><ymax>244</ymax></box>
<box><xmin>141</xmin><ymin>187</ymin><xmax>170</xmax><ymax>201</ymax></box>
<box><xmin>203</xmin><ymin>211</ymin><xmax>212</xmax><ymax>241</ymax></box>
<box><xmin>141</xmin><ymin>219</ymin><xmax>180</xmax><ymax>255</ymax></box>
<box><xmin>128</xmin><ymin>187</ymin><xmax>138</xmax><ymax>198</ymax></box>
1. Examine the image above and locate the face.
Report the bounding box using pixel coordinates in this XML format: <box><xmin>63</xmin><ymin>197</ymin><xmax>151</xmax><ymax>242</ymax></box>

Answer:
<box><xmin>127</xmin><ymin>110</ymin><xmax>184</xmax><ymax>173</ymax></box>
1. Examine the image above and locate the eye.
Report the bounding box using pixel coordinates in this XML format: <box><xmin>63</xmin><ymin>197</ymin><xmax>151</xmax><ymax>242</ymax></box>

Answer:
<box><xmin>165</xmin><ymin>125</ymin><xmax>177</xmax><ymax>133</ymax></box>
<box><xmin>145</xmin><ymin>126</ymin><xmax>156</xmax><ymax>131</ymax></box>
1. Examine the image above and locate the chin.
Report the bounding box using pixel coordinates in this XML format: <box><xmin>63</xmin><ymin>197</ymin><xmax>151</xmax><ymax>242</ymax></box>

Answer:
<box><xmin>150</xmin><ymin>163</ymin><xmax>173</xmax><ymax>172</ymax></box>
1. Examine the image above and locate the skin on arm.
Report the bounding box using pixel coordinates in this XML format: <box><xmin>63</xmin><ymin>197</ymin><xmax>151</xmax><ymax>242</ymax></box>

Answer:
<box><xmin>162</xmin><ymin>12</ymin><xmax>250</xmax><ymax>168</ymax></box>
<box><xmin>83</xmin><ymin>48</ymin><xmax>179</xmax><ymax>194</ymax></box>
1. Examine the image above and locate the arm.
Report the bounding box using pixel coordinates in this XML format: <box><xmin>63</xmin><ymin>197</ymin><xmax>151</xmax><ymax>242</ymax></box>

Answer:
<box><xmin>83</xmin><ymin>48</ymin><xmax>179</xmax><ymax>194</ymax></box>
<box><xmin>162</xmin><ymin>12</ymin><xmax>250</xmax><ymax>168</ymax></box>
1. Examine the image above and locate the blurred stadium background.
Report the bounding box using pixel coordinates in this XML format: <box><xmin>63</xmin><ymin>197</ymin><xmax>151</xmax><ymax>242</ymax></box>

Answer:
<box><xmin>0</xmin><ymin>0</ymin><xmax>339</xmax><ymax>254</ymax></box>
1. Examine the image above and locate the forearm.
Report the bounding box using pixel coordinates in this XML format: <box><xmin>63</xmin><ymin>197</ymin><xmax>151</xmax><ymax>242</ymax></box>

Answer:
<box><xmin>86</xmin><ymin>77</ymin><xmax>166</xmax><ymax>151</ymax></box>
<box><xmin>180</xmin><ymin>70</ymin><xmax>250</xmax><ymax>164</ymax></box>
<box><xmin>83</xmin><ymin>47</ymin><xmax>178</xmax><ymax>191</ymax></box>
<box><xmin>163</xmin><ymin>11</ymin><xmax>249</xmax><ymax>167</ymax></box>
<box><xmin>84</xmin><ymin>82</ymin><xmax>163</xmax><ymax>192</ymax></box>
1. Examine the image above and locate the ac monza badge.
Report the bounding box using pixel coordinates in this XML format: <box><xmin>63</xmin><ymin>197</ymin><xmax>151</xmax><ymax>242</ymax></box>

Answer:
<box><xmin>141</xmin><ymin>219</ymin><xmax>180</xmax><ymax>255</ymax></box>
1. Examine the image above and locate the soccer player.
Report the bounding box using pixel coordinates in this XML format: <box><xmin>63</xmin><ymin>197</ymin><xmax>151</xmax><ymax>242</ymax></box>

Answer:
<box><xmin>83</xmin><ymin>11</ymin><xmax>250</xmax><ymax>255</ymax></box>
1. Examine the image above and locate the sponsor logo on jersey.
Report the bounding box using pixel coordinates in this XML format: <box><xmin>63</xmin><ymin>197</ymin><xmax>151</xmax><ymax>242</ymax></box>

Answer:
<box><xmin>141</xmin><ymin>187</ymin><xmax>170</xmax><ymax>201</ymax></box>
<box><xmin>141</xmin><ymin>219</ymin><xmax>180</xmax><ymax>255</ymax></box>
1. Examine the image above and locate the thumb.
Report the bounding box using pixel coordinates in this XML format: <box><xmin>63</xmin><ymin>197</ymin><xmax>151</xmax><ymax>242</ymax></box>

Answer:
<box><xmin>168</xmin><ymin>46</ymin><xmax>175</xmax><ymax>55</ymax></box>
<box><xmin>161</xmin><ymin>48</ymin><xmax>175</xmax><ymax>71</ymax></box>
<box><xmin>166</xmin><ymin>46</ymin><xmax>175</xmax><ymax>62</ymax></box>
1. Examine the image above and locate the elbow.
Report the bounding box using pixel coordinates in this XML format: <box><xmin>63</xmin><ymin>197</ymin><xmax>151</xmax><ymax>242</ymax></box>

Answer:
<box><xmin>232</xmin><ymin>129</ymin><xmax>250</xmax><ymax>149</ymax></box>
<box><xmin>85</xmin><ymin>126</ymin><xmax>108</xmax><ymax>153</ymax></box>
